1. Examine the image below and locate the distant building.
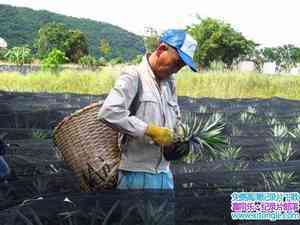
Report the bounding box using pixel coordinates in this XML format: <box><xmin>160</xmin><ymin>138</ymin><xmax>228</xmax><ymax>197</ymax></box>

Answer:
<box><xmin>290</xmin><ymin>64</ymin><xmax>300</xmax><ymax>75</ymax></box>
<box><xmin>263</xmin><ymin>62</ymin><xmax>277</xmax><ymax>74</ymax></box>
<box><xmin>0</xmin><ymin>37</ymin><xmax>7</xmax><ymax>49</ymax></box>
<box><xmin>238</xmin><ymin>60</ymin><xmax>256</xmax><ymax>72</ymax></box>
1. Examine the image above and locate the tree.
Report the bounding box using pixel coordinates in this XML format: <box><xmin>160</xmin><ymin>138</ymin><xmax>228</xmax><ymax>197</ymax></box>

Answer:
<box><xmin>187</xmin><ymin>17</ymin><xmax>257</xmax><ymax>68</ymax></box>
<box><xmin>290</xmin><ymin>47</ymin><xmax>300</xmax><ymax>64</ymax></box>
<box><xmin>143</xmin><ymin>27</ymin><xmax>159</xmax><ymax>53</ymax></box>
<box><xmin>99</xmin><ymin>38</ymin><xmax>111</xmax><ymax>59</ymax></box>
<box><xmin>274</xmin><ymin>45</ymin><xmax>300</xmax><ymax>72</ymax></box>
<box><xmin>65</xmin><ymin>30</ymin><xmax>89</xmax><ymax>63</ymax></box>
<box><xmin>261</xmin><ymin>47</ymin><xmax>277</xmax><ymax>62</ymax></box>
<box><xmin>35</xmin><ymin>22</ymin><xmax>88</xmax><ymax>63</ymax></box>
<box><xmin>35</xmin><ymin>22</ymin><xmax>67</xmax><ymax>58</ymax></box>
<box><xmin>261</xmin><ymin>45</ymin><xmax>300</xmax><ymax>72</ymax></box>
<box><xmin>245</xmin><ymin>49</ymin><xmax>265</xmax><ymax>72</ymax></box>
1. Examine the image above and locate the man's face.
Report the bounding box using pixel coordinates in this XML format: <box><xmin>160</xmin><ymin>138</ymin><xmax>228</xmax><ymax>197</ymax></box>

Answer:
<box><xmin>155</xmin><ymin>44</ymin><xmax>185</xmax><ymax>80</ymax></box>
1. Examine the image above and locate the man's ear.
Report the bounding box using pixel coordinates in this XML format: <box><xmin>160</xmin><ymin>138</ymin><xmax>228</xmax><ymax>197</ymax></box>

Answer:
<box><xmin>156</xmin><ymin>43</ymin><xmax>168</xmax><ymax>57</ymax></box>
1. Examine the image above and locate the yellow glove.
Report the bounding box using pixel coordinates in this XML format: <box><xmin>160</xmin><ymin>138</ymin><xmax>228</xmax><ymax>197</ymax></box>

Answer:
<box><xmin>145</xmin><ymin>123</ymin><xmax>174</xmax><ymax>145</ymax></box>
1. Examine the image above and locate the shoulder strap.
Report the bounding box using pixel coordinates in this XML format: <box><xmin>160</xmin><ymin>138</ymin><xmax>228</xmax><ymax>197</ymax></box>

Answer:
<box><xmin>128</xmin><ymin>69</ymin><xmax>141</xmax><ymax>116</ymax></box>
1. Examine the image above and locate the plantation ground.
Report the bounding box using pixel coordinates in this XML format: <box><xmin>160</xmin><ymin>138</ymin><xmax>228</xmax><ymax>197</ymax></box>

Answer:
<box><xmin>0</xmin><ymin>67</ymin><xmax>300</xmax><ymax>99</ymax></box>
<box><xmin>1</xmin><ymin>90</ymin><xmax>300</xmax><ymax>224</ymax></box>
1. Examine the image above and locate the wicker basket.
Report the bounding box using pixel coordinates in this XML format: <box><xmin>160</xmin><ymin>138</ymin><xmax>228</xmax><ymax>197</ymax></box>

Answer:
<box><xmin>52</xmin><ymin>102</ymin><xmax>121</xmax><ymax>192</ymax></box>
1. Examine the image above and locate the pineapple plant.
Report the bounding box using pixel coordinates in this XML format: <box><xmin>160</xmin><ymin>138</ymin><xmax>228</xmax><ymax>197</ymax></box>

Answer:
<box><xmin>263</xmin><ymin>141</ymin><xmax>295</xmax><ymax>162</ymax></box>
<box><xmin>261</xmin><ymin>171</ymin><xmax>298</xmax><ymax>191</ymax></box>
<box><xmin>163</xmin><ymin>111</ymin><xmax>227</xmax><ymax>161</ymax></box>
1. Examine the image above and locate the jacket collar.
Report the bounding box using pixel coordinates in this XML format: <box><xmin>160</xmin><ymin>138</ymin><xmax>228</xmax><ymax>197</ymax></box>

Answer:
<box><xmin>142</xmin><ymin>54</ymin><xmax>156</xmax><ymax>81</ymax></box>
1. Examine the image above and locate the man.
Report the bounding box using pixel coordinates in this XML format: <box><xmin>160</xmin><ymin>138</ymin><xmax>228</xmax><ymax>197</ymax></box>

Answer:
<box><xmin>98</xmin><ymin>29</ymin><xmax>198</xmax><ymax>190</ymax></box>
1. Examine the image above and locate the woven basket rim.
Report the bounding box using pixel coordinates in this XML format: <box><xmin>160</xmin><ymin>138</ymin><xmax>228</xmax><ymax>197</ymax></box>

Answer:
<box><xmin>52</xmin><ymin>102</ymin><xmax>101</xmax><ymax>146</ymax></box>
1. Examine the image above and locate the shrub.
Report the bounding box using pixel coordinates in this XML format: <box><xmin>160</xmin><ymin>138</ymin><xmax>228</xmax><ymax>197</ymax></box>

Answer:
<box><xmin>79</xmin><ymin>55</ymin><xmax>98</xmax><ymax>68</ymax></box>
<box><xmin>0</xmin><ymin>48</ymin><xmax>8</xmax><ymax>61</ymax></box>
<box><xmin>4</xmin><ymin>46</ymin><xmax>32</xmax><ymax>66</ymax></box>
<box><xmin>109</xmin><ymin>57</ymin><xmax>123</xmax><ymax>65</ymax></box>
<box><xmin>98</xmin><ymin>57</ymin><xmax>107</xmax><ymax>66</ymax></box>
<box><xmin>42</xmin><ymin>49</ymin><xmax>68</xmax><ymax>72</ymax></box>
<box><xmin>130</xmin><ymin>54</ymin><xmax>143</xmax><ymax>65</ymax></box>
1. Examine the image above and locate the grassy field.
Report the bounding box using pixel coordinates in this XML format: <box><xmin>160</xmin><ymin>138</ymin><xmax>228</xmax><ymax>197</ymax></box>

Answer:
<box><xmin>176</xmin><ymin>70</ymin><xmax>300</xmax><ymax>99</ymax></box>
<box><xmin>0</xmin><ymin>67</ymin><xmax>300</xmax><ymax>99</ymax></box>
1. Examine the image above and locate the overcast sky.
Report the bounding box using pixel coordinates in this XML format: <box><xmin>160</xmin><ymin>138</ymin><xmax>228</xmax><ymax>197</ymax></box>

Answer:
<box><xmin>1</xmin><ymin>0</ymin><xmax>299</xmax><ymax>47</ymax></box>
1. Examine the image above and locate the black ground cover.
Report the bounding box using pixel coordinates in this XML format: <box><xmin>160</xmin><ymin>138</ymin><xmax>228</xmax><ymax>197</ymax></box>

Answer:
<box><xmin>1</xmin><ymin>91</ymin><xmax>300</xmax><ymax>224</ymax></box>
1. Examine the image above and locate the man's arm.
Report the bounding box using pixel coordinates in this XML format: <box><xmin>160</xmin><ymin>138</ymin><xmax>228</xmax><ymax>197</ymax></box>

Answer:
<box><xmin>97</xmin><ymin>69</ymin><xmax>148</xmax><ymax>137</ymax></box>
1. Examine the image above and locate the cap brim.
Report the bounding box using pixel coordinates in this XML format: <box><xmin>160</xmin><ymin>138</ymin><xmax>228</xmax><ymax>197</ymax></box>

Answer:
<box><xmin>177</xmin><ymin>49</ymin><xmax>197</xmax><ymax>72</ymax></box>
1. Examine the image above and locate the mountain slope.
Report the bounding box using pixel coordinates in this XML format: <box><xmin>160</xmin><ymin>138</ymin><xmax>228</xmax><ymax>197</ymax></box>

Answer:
<box><xmin>0</xmin><ymin>4</ymin><xmax>145</xmax><ymax>60</ymax></box>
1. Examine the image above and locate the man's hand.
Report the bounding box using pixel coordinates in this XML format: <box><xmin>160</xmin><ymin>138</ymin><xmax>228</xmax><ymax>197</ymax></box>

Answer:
<box><xmin>145</xmin><ymin>123</ymin><xmax>174</xmax><ymax>145</ymax></box>
<box><xmin>172</xmin><ymin>121</ymin><xmax>186</xmax><ymax>143</ymax></box>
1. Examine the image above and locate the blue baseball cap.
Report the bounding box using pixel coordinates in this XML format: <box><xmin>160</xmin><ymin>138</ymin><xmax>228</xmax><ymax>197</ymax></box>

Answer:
<box><xmin>160</xmin><ymin>29</ymin><xmax>198</xmax><ymax>72</ymax></box>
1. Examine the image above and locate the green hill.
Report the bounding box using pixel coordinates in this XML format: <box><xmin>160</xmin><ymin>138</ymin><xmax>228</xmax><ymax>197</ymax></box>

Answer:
<box><xmin>0</xmin><ymin>4</ymin><xmax>145</xmax><ymax>60</ymax></box>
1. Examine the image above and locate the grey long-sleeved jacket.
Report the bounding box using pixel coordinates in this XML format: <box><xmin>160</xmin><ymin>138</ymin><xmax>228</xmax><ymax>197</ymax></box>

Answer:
<box><xmin>97</xmin><ymin>55</ymin><xmax>181</xmax><ymax>174</ymax></box>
